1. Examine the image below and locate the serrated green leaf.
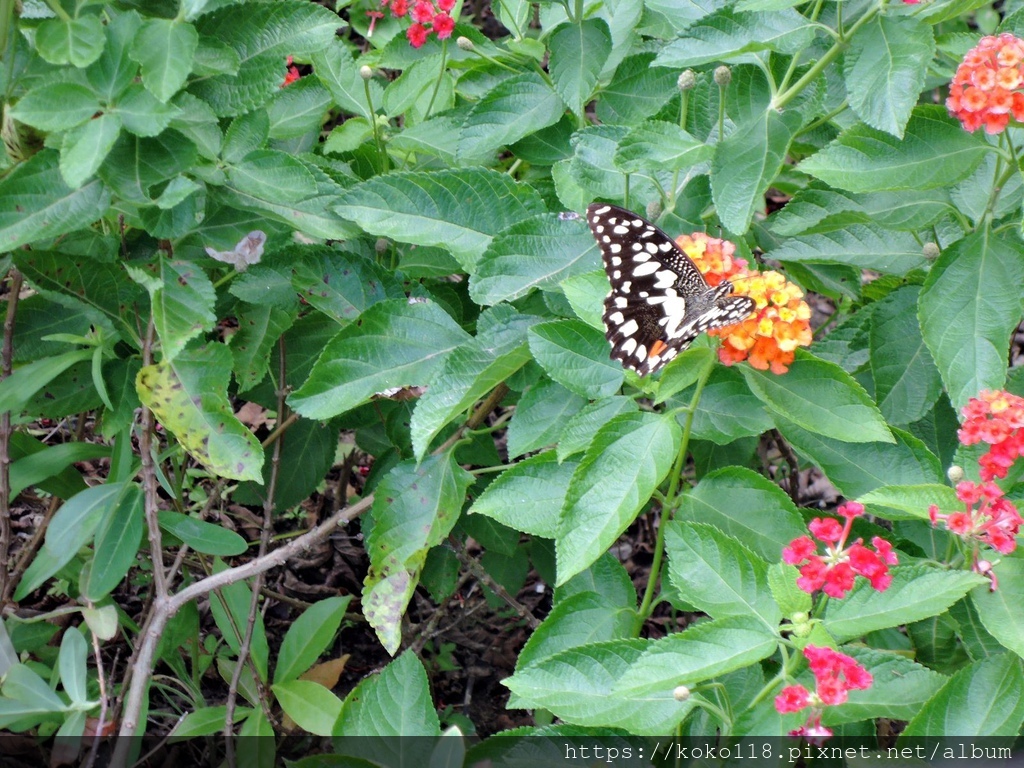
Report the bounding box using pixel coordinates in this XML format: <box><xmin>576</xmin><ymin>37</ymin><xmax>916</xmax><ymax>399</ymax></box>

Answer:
<box><xmin>335</xmin><ymin>168</ymin><xmax>546</xmax><ymax>270</ymax></box>
<box><xmin>0</xmin><ymin>151</ymin><xmax>110</xmax><ymax>251</ymax></box>
<box><xmin>776</xmin><ymin>418</ymin><xmax>941</xmax><ymax>497</ymax></box>
<box><xmin>223</xmin><ymin>110</ymin><xmax>270</xmax><ymax>164</ymax></box>
<box><xmin>459</xmin><ymin>72</ymin><xmax>565</xmax><ymax>164</ymax></box>
<box><xmin>289</xmin><ymin>246</ymin><xmax>402</xmax><ymax>324</ymax></box>
<box><xmin>507</xmin><ymin>379</ymin><xmax>587</xmax><ymax>459</ymax></box>
<box><xmin>560</xmin><ymin>269</ymin><xmax>607</xmax><ymax>331</ymax></box>
<box><xmin>275</xmin><ymin>596</ymin><xmax>352</xmax><ymax>684</ymax></box>
<box><xmin>595</xmin><ymin>53</ymin><xmax>677</xmax><ymax>126</ymax></box>
<box><xmin>36</xmin><ymin>15</ymin><xmax>105</xmax><ymax>68</ymax></box>
<box><xmin>11</xmin><ymin>83</ymin><xmax>99</xmax><ymax>132</ymax></box>
<box><xmin>226</xmin><ymin>149</ymin><xmax>316</xmax><ymax>203</ymax></box>
<box><xmin>615</xmin><ymin>120</ymin><xmax>712</xmax><ymax>174</ymax></box>
<box><xmin>83</xmin><ymin>483</ymin><xmax>144</xmax><ymax>600</ymax></box>
<box><xmin>743</xmin><ymin>350</ymin><xmax>892</xmax><ymax>443</ymax></box>
<box><xmin>799</xmin><ymin>106</ymin><xmax>989</xmax><ymax>192</ymax></box>
<box><xmin>557</xmin><ymin>412</ymin><xmax>680</xmax><ymax>585</ymax></box>
<box><xmin>311</xmin><ymin>40</ymin><xmax>384</xmax><ymax>123</ymax></box>
<box><xmin>556</xmin><ymin>396</ymin><xmax>639</xmax><ymax>461</ymax></box>
<box><xmin>902</xmin><ymin>654</ymin><xmax>1024</xmax><ymax>736</ymax></box>
<box><xmin>665</xmin><ymin>521</ymin><xmax>781</xmax><ymax>628</ymax></box>
<box><xmin>138</xmin><ymin>259</ymin><xmax>217</xmax><ymax>363</ymax></box>
<box><xmin>517</xmin><ymin>591</ymin><xmax>636</xmax><ymax>670</ymax></box>
<box><xmin>824</xmin><ymin>648</ymin><xmax>945</xmax><ymax>725</ymax></box>
<box><xmin>676</xmin><ymin>467</ymin><xmax>805</xmax><ymax>562</ymax></box>
<box><xmin>268</xmin><ymin>77</ymin><xmax>332</xmax><ymax>139</ymax></box>
<box><xmin>289</xmin><ymin>299</ymin><xmax>470</xmax><ymax>420</ymax></box>
<box><xmin>337</xmin><ymin>651</ymin><xmax>440</xmax><ymax>736</ymax></box>
<box><xmin>919</xmin><ymin>230</ymin><xmax>1024</xmax><ymax>412</ymax></box>
<box><xmin>548</xmin><ymin>19</ymin><xmax>611</xmax><ymax>117</ymax></box>
<box><xmin>768</xmin><ymin>563</ymin><xmax>812</xmax><ymax>618</ymax></box>
<box><xmin>824</xmin><ymin>565</ymin><xmax>985</xmax><ymax>643</ymax></box>
<box><xmin>871</xmin><ymin>286</ymin><xmax>942</xmax><ymax>425</ymax></box>
<box><xmin>768</xmin><ymin>224</ymin><xmax>929</xmax><ymax>274</ymax></box>
<box><xmin>59</xmin><ymin>114</ymin><xmax>122</xmax><ymax>189</ymax></box>
<box><xmin>844</xmin><ymin>16</ymin><xmax>934</xmax><ymax>138</ymax></box>
<box><xmin>503</xmin><ymin>640</ymin><xmax>692</xmax><ymax>733</ymax></box>
<box><xmin>470</xmin><ymin>214</ymin><xmax>599</xmax><ymax>306</ymax></box>
<box><xmin>158</xmin><ymin>510</ymin><xmax>247</xmax><ymax>556</ymax></box>
<box><xmin>858</xmin><ymin>483</ymin><xmax>958</xmax><ymax>521</ymax></box>
<box><xmin>654</xmin><ymin>8</ymin><xmax>815</xmax><ymax>67</ymax></box>
<box><xmin>229</xmin><ymin>302</ymin><xmax>296</xmax><ymax>391</ymax></box>
<box><xmin>769</xmin><ymin>187</ymin><xmax>952</xmax><ymax>237</ymax></box>
<box><xmin>130</xmin><ymin>19</ymin><xmax>198</xmax><ymax>102</ymax></box>
<box><xmin>99</xmin><ymin>131</ymin><xmax>198</xmax><ymax>205</ymax></box>
<box><xmin>363</xmin><ymin>453</ymin><xmax>473</xmax><ymax>654</ymax></box>
<box><xmin>712</xmin><ymin>108</ymin><xmax>800</xmax><ymax>235</ymax></box>
<box><xmin>527</xmin><ymin>320</ymin><xmax>623</xmax><ymax>400</ymax></box>
<box><xmin>470</xmin><ymin>452</ymin><xmax>577</xmax><ymax>540</ymax></box>
<box><xmin>971</xmin><ymin>558</ymin><xmax>1024</xmax><ymax>659</ymax></box>
<box><xmin>136</xmin><ymin>343</ymin><xmax>263</xmax><ymax>481</ymax></box>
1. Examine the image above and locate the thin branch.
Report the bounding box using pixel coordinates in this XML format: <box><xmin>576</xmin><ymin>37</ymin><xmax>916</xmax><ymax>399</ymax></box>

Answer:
<box><xmin>0</xmin><ymin>267</ymin><xmax>23</xmax><ymax>604</ymax></box>
<box><xmin>82</xmin><ymin>607</ymin><xmax>110</xmax><ymax>768</ymax></box>
<box><xmin>450</xmin><ymin>542</ymin><xmax>540</xmax><ymax>630</ymax></box>
<box><xmin>139</xmin><ymin>316</ymin><xmax>168</xmax><ymax>599</ymax></box>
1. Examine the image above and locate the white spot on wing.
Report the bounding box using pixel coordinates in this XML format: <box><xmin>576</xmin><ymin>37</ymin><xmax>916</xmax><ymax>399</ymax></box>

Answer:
<box><xmin>620</xmin><ymin>319</ymin><xmax>639</xmax><ymax>336</ymax></box>
<box><xmin>633</xmin><ymin>261</ymin><xmax>659</xmax><ymax>276</ymax></box>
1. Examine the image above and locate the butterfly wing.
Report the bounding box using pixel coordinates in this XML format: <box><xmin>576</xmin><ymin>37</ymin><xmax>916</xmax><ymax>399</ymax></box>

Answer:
<box><xmin>587</xmin><ymin>203</ymin><xmax>754</xmax><ymax>376</ymax></box>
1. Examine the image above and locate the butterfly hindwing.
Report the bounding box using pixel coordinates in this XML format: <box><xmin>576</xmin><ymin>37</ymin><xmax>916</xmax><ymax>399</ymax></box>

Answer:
<box><xmin>587</xmin><ymin>203</ymin><xmax>755</xmax><ymax>376</ymax></box>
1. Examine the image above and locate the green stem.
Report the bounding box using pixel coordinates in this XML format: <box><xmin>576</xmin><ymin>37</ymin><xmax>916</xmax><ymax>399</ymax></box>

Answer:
<box><xmin>423</xmin><ymin>39</ymin><xmax>449</xmax><ymax>120</ymax></box>
<box><xmin>634</xmin><ymin>354</ymin><xmax>716</xmax><ymax>630</ymax></box>
<box><xmin>363</xmin><ymin>75</ymin><xmax>388</xmax><ymax>172</ymax></box>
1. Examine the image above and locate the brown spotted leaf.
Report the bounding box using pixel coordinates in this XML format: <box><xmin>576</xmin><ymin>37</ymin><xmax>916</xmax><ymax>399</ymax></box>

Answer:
<box><xmin>136</xmin><ymin>342</ymin><xmax>263</xmax><ymax>481</ymax></box>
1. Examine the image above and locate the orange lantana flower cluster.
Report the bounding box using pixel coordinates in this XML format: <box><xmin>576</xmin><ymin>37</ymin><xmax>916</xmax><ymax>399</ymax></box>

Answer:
<box><xmin>947</xmin><ymin>33</ymin><xmax>1024</xmax><ymax>134</ymax></box>
<box><xmin>678</xmin><ymin>233</ymin><xmax>812</xmax><ymax>374</ymax></box>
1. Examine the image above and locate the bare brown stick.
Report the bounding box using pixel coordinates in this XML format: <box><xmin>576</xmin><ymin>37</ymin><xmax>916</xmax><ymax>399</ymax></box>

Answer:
<box><xmin>771</xmin><ymin>429</ymin><xmax>801</xmax><ymax>506</ymax></box>
<box><xmin>82</xmin><ymin>607</ymin><xmax>110</xmax><ymax>768</ymax></box>
<box><xmin>112</xmin><ymin>385</ymin><xmax>509</xmax><ymax>764</ymax></box>
<box><xmin>0</xmin><ymin>267</ymin><xmax>24</xmax><ymax>603</ymax></box>
<box><xmin>225</xmin><ymin>338</ymin><xmax>286</xmax><ymax>758</ymax></box>
<box><xmin>139</xmin><ymin>317</ymin><xmax>168</xmax><ymax>599</ymax></box>
<box><xmin>450</xmin><ymin>541</ymin><xmax>540</xmax><ymax>630</ymax></box>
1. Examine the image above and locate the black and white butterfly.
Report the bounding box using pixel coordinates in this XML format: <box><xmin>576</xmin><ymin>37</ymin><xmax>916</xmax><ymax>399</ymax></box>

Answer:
<box><xmin>587</xmin><ymin>203</ymin><xmax>755</xmax><ymax>377</ymax></box>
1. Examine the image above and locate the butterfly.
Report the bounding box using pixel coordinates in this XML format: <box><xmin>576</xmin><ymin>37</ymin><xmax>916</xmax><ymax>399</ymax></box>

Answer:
<box><xmin>586</xmin><ymin>203</ymin><xmax>755</xmax><ymax>377</ymax></box>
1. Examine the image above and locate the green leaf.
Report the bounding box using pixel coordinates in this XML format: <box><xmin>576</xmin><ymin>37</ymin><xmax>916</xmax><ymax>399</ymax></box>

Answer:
<box><xmin>667</xmin><ymin>364</ymin><xmax>774</xmax><ymax>445</ymax></box>
<box><xmin>527</xmin><ymin>320</ymin><xmax>624</xmax><ymax>400</ymax></box>
<box><xmin>338</xmin><ymin>651</ymin><xmax>440</xmax><ymax>736</ymax></box>
<box><xmin>614</xmin><ymin>120</ymin><xmax>713</xmax><ymax>174</ymax></box>
<box><xmin>8</xmin><ymin>434</ymin><xmax>97</xmax><ymax>502</ymax></box>
<box><xmin>274</xmin><ymin>596</ymin><xmax>352</xmax><ymax>684</ymax></box>
<box><xmin>776</xmin><ymin>419</ymin><xmax>942</xmax><ymax>498</ymax></box>
<box><xmin>768</xmin><ymin>563</ymin><xmax>812</xmax><ymax>618</ymax></box>
<box><xmin>557</xmin><ymin>413</ymin><xmax>680</xmax><ymax>585</ymax></box>
<box><xmin>58</xmin><ymin>627</ymin><xmax>89</xmax><ymax>705</ymax></box>
<box><xmin>209</xmin><ymin>567</ymin><xmax>269</xmax><ymax>681</ymax></box>
<box><xmin>363</xmin><ymin>452</ymin><xmax>473</xmax><ymax>654</ymax></box>
<box><xmin>335</xmin><ymin>169</ymin><xmax>546</xmax><ymax>270</ymax></box>
<box><xmin>229</xmin><ymin>303</ymin><xmax>297</xmax><ymax>391</ymax></box>
<box><xmin>130</xmin><ymin>19</ymin><xmax>199</xmax><ymax>102</ymax></box>
<box><xmin>665</xmin><ymin>522</ymin><xmax>781</xmax><ymax>628</ymax></box>
<box><xmin>560</xmin><ymin>269</ymin><xmax>607</xmax><ymax>331</ymax></box>
<box><xmin>742</xmin><ymin>350</ymin><xmax>892</xmax><ymax>443</ymax></box>
<box><xmin>59</xmin><ymin>114</ymin><xmax>122</xmax><ymax>189</ymax></box>
<box><xmin>858</xmin><ymin>483</ymin><xmax>959</xmax><ymax>522</ymax></box>
<box><xmin>824</xmin><ymin>648</ymin><xmax>946</xmax><ymax>725</ymax></box>
<box><xmin>82</xmin><ymin>604</ymin><xmax>118</xmax><ymax>641</ymax></box>
<box><xmin>83</xmin><ymin>483</ymin><xmax>144</xmax><ymax>600</ymax></box>
<box><xmin>1</xmin><ymin>664</ymin><xmax>68</xmax><ymax>714</ymax></box>
<box><xmin>158</xmin><ymin>511</ymin><xmax>247</xmax><ymax>556</ymax></box>
<box><xmin>136</xmin><ymin>343</ymin><xmax>263</xmax><ymax>482</ymax></box>
<box><xmin>971</xmin><ymin>557</ymin><xmax>1024</xmax><ymax>658</ymax></box>
<box><xmin>824</xmin><ymin>565</ymin><xmax>985</xmax><ymax>643</ymax></box>
<box><xmin>470</xmin><ymin>452</ymin><xmax>577</xmax><ymax>539</ymax></box>
<box><xmin>653</xmin><ymin>7</ymin><xmax>815</xmax><ymax>67</ymax></box>
<box><xmin>507</xmin><ymin>379</ymin><xmax>587</xmax><ymax>459</ymax></box>
<box><xmin>458</xmin><ymin>72</ymin><xmax>565</xmax><ymax>164</ymax></box>
<box><xmin>99</xmin><ymin>131</ymin><xmax>197</xmax><ymax>204</ymax></box>
<box><xmin>0</xmin><ymin>349</ymin><xmax>93</xmax><ymax>417</ymax></box>
<box><xmin>613</xmin><ymin>615</ymin><xmax>778</xmax><ymax>696</ymax></box>
<box><xmin>36</xmin><ymin>16</ymin><xmax>105</xmax><ymax>68</ymax></box>
<box><xmin>556</xmin><ymin>396</ymin><xmax>639</xmax><ymax>461</ymax></box>
<box><xmin>311</xmin><ymin>40</ymin><xmax>384</xmax><ymax>123</ymax></box>
<box><xmin>227</xmin><ymin>149</ymin><xmax>317</xmax><ymax>204</ymax></box>
<box><xmin>288</xmin><ymin>299</ymin><xmax>471</xmax><ymax>420</ymax></box>
<box><xmin>114</xmin><ymin>83</ymin><xmax>181</xmax><ymax>137</ymax></box>
<box><xmin>10</xmin><ymin>83</ymin><xmax>100</xmax><ymax>132</ymax></box>
<box><xmin>767</xmin><ymin>224</ymin><xmax>929</xmax><ymax>274</ymax></box>
<box><xmin>191</xmin><ymin>2</ymin><xmax>340</xmax><ymax>117</ymax></box>
<box><xmin>470</xmin><ymin>214</ymin><xmax>599</xmax><ymax>306</ymax></box>
<box><xmin>769</xmin><ymin>187</ymin><xmax>952</xmax><ymax>237</ymax></box>
<box><xmin>799</xmin><ymin>105</ymin><xmax>989</xmax><ymax>192</ymax></box>
<box><xmin>0</xmin><ymin>151</ymin><xmax>110</xmax><ymax>251</ymax></box>
<box><xmin>517</xmin><ymin>591</ymin><xmax>636</xmax><ymax>670</ymax></box>
<box><xmin>712</xmin><ymin>108</ymin><xmax>801</xmax><ymax>234</ymax></box>
<box><xmin>548</xmin><ymin>19</ymin><xmax>611</xmax><ymax>117</ymax></box>
<box><xmin>503</xmin><ymin>639</ymin><xmax>693</xmax><ymax>733</ymax></box>
<box><xmin>870</xmin><ymin>286</ymin><xmax>942</xmax><ymax>425</ymax></box>
<box><xmin>843</xmin><ymin>16</ymin><xmax>935</xmax><ymax>138</ymax></box>
<box><xmin>919</xmin><ymin>230</ymin><xmax>1024</xmax><ymax>411</ymax></box>
<box><xmin>594</xmin><ymin>53</ymin><xmax>677</xmax><ymax>126</ymax></box>
<box><xmin>676</xmin><ymin>467</ymin><xmax>805</xmax><ymax>562</ymax></box>
<box><xmin>170</xmin><ymin>706</ymin><xmax>230</xmax><ymax>739</ymax></box>
<box><xmin>273</xmin><ymin>680</ymin><xmax>343</xmax><ymax>736</ymax></box>
<box><xmin>902</xmin><ymin>654</ymin><xmax>1024</xmax><ymax>736</ymax></box>
<box><xmin>267</xmin><ymin>77</ymin><xmax>332</xmax><ymax>139</ymax></box>
<box><xmin>140</xmin><ymin>258</ymin><xmax>217</xmax><ymax>363</ymax></box>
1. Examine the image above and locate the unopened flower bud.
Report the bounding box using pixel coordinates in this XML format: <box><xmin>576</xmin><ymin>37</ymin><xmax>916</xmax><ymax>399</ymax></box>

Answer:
<box><xmin>923</xmin><ymin>242</ymin><xmax>940</xmax><ymax>260</ymax></box>
<box><xmin>673</xmin><ymin>686</ymin><xmax>690</xmax><ymax>701</ymax></box>
<box><xmin>677</xmin><ymin>70</ymin><xmax>696</xmax><ymax>91</ymax></box>
<box><xmin>360</xmin><ymin>65</ymin><xmax>374</xmax><ymax>80</ymax></box>
<box><xmin>375</xmin><ymin>238</ymin><xmax>389</xmax><ymax>253</ymax></box>
<box><xmin>714</xmin><ymin>65</ymin><xmax>731</xmax><ymax>87</ymax></box>
<box><xmin>457</xmin><ymin>36</ymin><xmax>474</xmax><ymax>51</ymax></box>
<box><xmin>947</xmin><ymin>465</ymin><xmax>965</xmax><ymax>484</ymax></box>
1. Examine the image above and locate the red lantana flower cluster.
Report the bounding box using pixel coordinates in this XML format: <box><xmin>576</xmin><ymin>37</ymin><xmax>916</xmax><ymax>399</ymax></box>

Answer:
<box><xmin>946</xmin><ymin>33</ymin><xmax>1024</xmax><ymax>134</ymax></box>
<box><xmin>958</xmin><ymin>390</ymin><xmax>1024</xmax><ymax>480</ymax></box>
<box><xmin>678</xmin><ymin>233</ymin><xmax>812</xmax><ymax>374</ymax></box>
<box><xmin>929</xmin><ymin>481</ymin><xmax>1022</xmax><ymax>556</ymax></box>
<box><xmin>776</xmin><ymin>646</ymin><xmax>873</xmax><ymax>740</ymax></box>
<box><xmin>377</xmin><ymin>0</ymin><xmax>456</xmax><ymax>48</ymax></box>
<box><xmin>281</xmin><ymin>56</ymin><xmax>300</xmax><ymax>87</ymax></box>
<box><xmin>782</xmin><ymin>502</ymin><xmax>897</xmax><ymax>599</ymax></box>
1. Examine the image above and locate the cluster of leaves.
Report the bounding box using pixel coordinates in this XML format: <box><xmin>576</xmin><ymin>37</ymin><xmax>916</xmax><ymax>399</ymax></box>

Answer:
<box><xmin>2</xmin><ymin>0</ymin><xmax>1024</xmax><ymax>759</ymax></box>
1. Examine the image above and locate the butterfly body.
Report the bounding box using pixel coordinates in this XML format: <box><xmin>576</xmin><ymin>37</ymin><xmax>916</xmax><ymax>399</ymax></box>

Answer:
<box><xmin>587</xmin><ymin>203</ymin><xmax>755</xmax><ymax>376</ymax></box>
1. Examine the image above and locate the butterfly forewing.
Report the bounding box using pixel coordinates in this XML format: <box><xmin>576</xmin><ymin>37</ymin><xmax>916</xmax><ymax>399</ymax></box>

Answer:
<box><xmin>587</xmin><ymin>203</ymin><xmax>755</xmax><ymax>376</ymax></box>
